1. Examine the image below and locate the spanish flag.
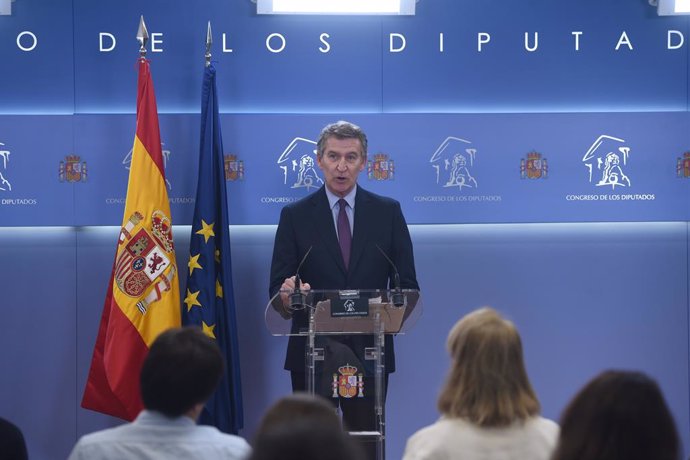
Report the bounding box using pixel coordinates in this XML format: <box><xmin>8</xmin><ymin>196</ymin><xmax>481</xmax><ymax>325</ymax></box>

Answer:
<box><xmin>81</xmin><ymin>58</ymin><xmax>181</xmax><ymax>420</ymax></box>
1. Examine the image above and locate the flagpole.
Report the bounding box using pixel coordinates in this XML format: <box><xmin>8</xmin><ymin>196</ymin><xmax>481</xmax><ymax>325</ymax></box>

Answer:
<box><xmin>137</xmin><ymin>16</ymin><xmax>149</xmax><ymax>57</ymax></box>
<box><xmin>206</xmin><ymin>21</ymin><xmax>212</xmax><ymax>67</ymax></box>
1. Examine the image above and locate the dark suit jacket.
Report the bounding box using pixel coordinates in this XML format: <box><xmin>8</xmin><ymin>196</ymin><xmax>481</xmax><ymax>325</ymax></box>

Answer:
<box><xmin>269</xmin><ymin>185</ymin><xmax>419</xmax><ymax>374</ymax></box>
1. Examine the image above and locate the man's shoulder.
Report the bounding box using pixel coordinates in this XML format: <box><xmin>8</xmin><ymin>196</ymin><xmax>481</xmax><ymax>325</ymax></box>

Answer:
<box><xmin>281</xmin><ymin>187</ymin><xmax>326</xmax><ymax>213</ymax></box>
<box><xmin>74</xmin><ymin>423</ymin><xmax>132</xmax><ymax>445</ymax></box>
<box><xmin>69</xmin><ymin>424</ymin><xmax>251</xmax><ymax>460</ymax></box>
<box><xmin>188</xmin><ymin>426</ymin><xmax>252</xmax><ymax>458</ymax></box>
<box><xmin>357</xmin><ymin>187</ymin><xmax>400</xmax><ymax>208</ymax></box>
<box><xmin>195</xmin><ymin>425</ymin><xmax>251</xmax><ymax>445</ymax></box>
<box><xmin>68</xmin><ymin>423</ymin><xmax>135</xmax><ymax>459</ymax></box>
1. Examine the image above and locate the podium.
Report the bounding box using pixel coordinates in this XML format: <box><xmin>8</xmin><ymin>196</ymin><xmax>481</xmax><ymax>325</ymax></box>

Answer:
<box><xmin>265</xmin><ymin>288</ymin><xmax>422</xmax><ymax>460</ymax></box>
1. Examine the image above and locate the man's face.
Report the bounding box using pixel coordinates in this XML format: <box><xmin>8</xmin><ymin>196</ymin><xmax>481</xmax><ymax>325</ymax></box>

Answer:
<box><xmin>317</xmin><ymin>136</ymin><xmax>365</xmax><ymax>197</ymax></box>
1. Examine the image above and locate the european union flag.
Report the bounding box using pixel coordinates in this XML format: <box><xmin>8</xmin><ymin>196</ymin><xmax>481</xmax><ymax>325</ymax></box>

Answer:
<box><xmin>183</xmin><ymin>63</ymin><xmax>243</xmax><ymax>434</ymax></box>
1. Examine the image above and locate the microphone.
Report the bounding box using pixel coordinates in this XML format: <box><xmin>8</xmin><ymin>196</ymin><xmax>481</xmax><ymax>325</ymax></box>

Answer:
<box><xmin>375</xmin><ymin>244</ymin><xmax>405</xmax><ymax>308</ymax></box>
<box><xmin>289</xmin><ymin>246</ymin><xmax>312</xmax><ymax>311</ymax></box>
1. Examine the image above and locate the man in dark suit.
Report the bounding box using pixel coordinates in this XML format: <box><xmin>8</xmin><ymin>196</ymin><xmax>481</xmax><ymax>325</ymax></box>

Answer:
<box><xmin>269</xmin><ymin>121</ymin><xmax>419</xmax><ymax>445</ymax></box>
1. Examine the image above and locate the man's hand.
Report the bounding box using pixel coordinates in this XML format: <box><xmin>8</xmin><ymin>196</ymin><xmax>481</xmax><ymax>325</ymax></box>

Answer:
<box><xmin>278</xmin><ymin>276</ymin><xmax>311</xmax><ymax>317</ymax></box>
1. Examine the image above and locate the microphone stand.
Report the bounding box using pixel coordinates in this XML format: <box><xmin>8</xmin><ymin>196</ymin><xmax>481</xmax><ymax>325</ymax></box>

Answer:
<box><xmin>289</xmin><ymin>274</ymin><xmax>307</xmax><ymax>311</ymax></box>
<box><xmin>391</xmin><ymin>272</ymin><xmax>405</xmax><ymax>308</ymax></box>
<box><xmin>375</xmin><ymin>244</ymin><xmax>406</xmax><ymax>308</ymax></box>
<box><xmin>288</xmin><ymin>246</ymin><xmax>313</xmax><ymax>312</ymax></box>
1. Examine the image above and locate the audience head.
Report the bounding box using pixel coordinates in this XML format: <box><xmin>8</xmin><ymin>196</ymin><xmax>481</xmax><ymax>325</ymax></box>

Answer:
<box><xmin>250</xmin><ymin>420</ymin><xmax>363</xmax><ymax>460</ymax></box>
<box><xmin>552</xmin><ymin>370</ymin><xmax>680</xmax><ymax>460</ymax></box>
<box><xmin>140</xmin><ymin>326</ymin><xmax>223</xmax><ymax>418</ymax></box>
<box><xmin>251</xmin><ymin>393</ymin><xmax>363</xmax><ymax>460</ymax></box>
<box><xmin>437</xmin><ymin>307</ymin><xmax>540</xmax><ymax>427</ymax></box>
<box><xmin>0</xmin><ymin>417</ymin><xmax>28</xmax><ymax>460</ymax></box>
<box><xmin>255</xmin><ymin>392</ymin><xmax>342</xmax><ymax>436</ymax></box>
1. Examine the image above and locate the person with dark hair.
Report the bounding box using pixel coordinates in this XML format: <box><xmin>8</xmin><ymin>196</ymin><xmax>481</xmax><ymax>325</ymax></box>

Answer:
<box><xmin>551</xmin><ymin>370</ymin><xmax>680</xmax><ymax>460</ymax></box>
<box><xmin>250</xmin><ymin>421</ymin><xmax>363</xmax><ymax>460</ymax></box>
<box><xmin>254</xmin><ymin>392</ymin><xmax>343</xmax><ymax>437</ymax></box>
<box><xmin>68</xmin><ymin>327</ymin><xmax>250</xmax><ymax>460</ymax></box>
<box><xmin>269</xmin><ymin>120</ymin><xmax>419</xmax><ymax>454</ymax></box>
<box><xmin>0</xmin><ymin>416</ymin><xmax>28</xmax><ymax>460</ymax></box>
<box><xmin>403</xmin><ymin>307</ymin><xmax>558</xmax><ymax>460</ymax></box>
<box><xmin>250</xmin><ymin>393</ymin><xmax>363</xmax><ymax>460</ymax></box>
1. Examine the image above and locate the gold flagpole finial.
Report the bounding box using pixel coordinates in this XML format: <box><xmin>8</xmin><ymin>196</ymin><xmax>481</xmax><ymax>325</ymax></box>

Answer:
<box><xmin>137</xmin><ymin>15</ymin><xmax>149</xmax><ymax>57</ymax></box>
<box><xmin>205</xmin><ymin>21</ymin><xmax>213</xmax><ymax>67</ymax></box>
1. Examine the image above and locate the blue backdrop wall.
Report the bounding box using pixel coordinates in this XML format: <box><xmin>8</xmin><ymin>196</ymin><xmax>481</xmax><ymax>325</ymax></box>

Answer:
<box><xmin>0</xmin><ymin>1</ymin><xmax>689</xmax><ymax>459</ymax></box>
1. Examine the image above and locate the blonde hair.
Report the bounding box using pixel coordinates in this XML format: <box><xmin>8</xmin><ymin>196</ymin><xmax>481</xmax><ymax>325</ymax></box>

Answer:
<box><xmin>437</xmin><ymin>307</ymin><xmax>540</xmax><ymax>427</ymax></box>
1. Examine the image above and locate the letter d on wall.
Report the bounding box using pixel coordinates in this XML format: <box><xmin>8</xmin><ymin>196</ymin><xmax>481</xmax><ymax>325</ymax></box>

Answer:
<box><xmin>390</xmin><ymin>33</ymin><xmax>406</xmax><ymax>53</ymax></box>
<box><xmin>100</xmin><ymin>33</ymin><xmax>116</xmax><ymax>52</ymax></box>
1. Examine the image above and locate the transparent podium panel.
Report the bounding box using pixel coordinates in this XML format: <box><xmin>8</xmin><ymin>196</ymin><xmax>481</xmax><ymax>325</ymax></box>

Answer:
<box><xmin>265</xmin><ymin>288</ymin><xmax>422</xmax><ymax>460</ymax></box>
<box><xmin>265</xmin><ymin>289</ymin><xmax>422</xmax><ymax>337</ymax></box>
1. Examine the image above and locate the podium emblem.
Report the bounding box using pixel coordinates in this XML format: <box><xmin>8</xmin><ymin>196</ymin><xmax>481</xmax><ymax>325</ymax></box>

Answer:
<box><xmin>332</xmin><ymin>364</ymin><xmax>364</xmax><ymax>398</ymax></box>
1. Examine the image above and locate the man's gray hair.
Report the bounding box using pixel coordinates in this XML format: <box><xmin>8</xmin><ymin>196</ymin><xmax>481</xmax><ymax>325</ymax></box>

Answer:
<box><xmin>316</xmin><ymin>121</ymin><xmax>368</xmax><ymax>159</ymax></box>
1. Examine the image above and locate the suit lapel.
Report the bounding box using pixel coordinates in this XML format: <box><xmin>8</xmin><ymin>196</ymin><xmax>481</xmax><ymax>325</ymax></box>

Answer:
<box><xmin>311</xmin><ymin>187</ymin><xmax>347</xmax><ymax>275</ymax></box>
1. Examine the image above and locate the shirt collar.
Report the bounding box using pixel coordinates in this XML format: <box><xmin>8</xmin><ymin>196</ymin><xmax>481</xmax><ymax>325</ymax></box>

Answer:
<box><xmin>135</xmin><ymin>410</ymin><xmax>196</xmax><ymax>427</ymax></box>
<box><xmin>324</xmin><ymin>184</ymin><xmax>357</xmax><ymax>210</ymax></box>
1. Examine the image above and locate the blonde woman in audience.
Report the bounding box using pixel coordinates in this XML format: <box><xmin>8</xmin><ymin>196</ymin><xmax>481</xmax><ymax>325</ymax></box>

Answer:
<box><xmin>551</xmin><ymin>370</ymin><xmax>680</xmax><ymax>460</ymax></box>
<box><xmin>403</xmin><ymin>307</ymin><xmax>558</xmax><ymax>460</ymax></box>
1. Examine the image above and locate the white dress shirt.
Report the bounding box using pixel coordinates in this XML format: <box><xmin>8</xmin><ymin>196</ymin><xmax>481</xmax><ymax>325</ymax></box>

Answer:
<box><xmin>68</xmin><ymin>410</ymin><xmax>251</xmax><ymax>460</ymax></box>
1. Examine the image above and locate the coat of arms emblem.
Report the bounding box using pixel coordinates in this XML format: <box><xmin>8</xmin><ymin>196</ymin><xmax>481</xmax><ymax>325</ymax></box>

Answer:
<box><xmin>224</xmin><ymin>154</ymin><xmax>244</xmax><ymax>181</ymax></box>
<box><xmin>520</xmin><ymin>151</ymin><xmax>548</xmax><ymax>179</ymax></box>
<box><xmin>331</xmin><ymin>364</ymin><xmax>364</xmax><ymax>398</ymax></box>
<box><xmin>367</xmin><ymin>153</ymin><xmax>394</xmax><ymax>181</ymax></box>
<box><xmin>677</xmin><ymin>152</ymin><xmax>690</xmax><ymax>178</ymax></box>
<box><xmin>114</xmin><ymin>210</ymin><xmax>177</xmax><ymax>314</ymax></box>
<box><xmin>59</xmin><ymin>155</ymin><xmax>88</xmax><ymax>183</ymax></box>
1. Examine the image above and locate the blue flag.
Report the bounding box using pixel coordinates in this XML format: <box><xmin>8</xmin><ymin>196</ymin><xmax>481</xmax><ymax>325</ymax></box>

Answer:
<box><xmin>183</xmin><ymin>64</ymin><xmax>243</xmax><ymax>434</ymax></box>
